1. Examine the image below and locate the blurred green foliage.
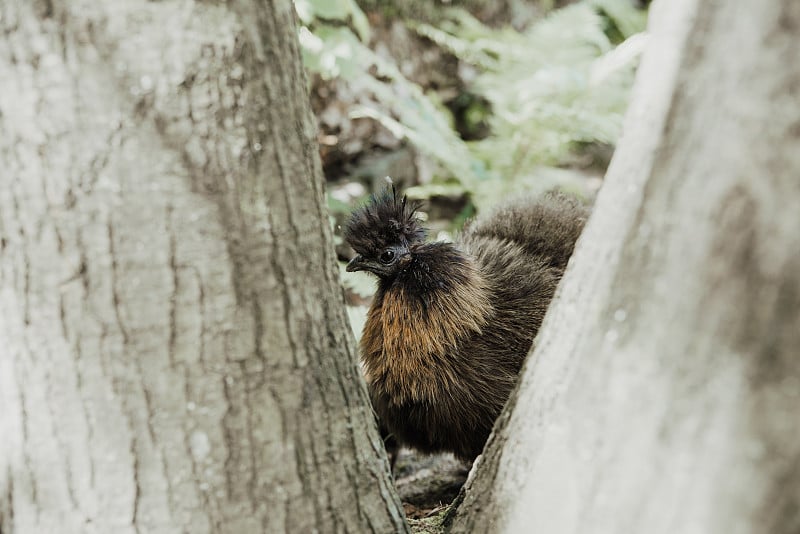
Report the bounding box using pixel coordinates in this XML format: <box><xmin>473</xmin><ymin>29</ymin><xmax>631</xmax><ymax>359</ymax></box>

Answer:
<box><xmin>415</xmin><ymin>1</ymin><xmax>647</xmax><ymax>204</ymax></box>
<box><xmin>297</xmin><ymin>0</ymin><xmax>647</xmax><ymax>211</ymax></box>
<box><xmin>297</xmin><ymin>22</ymin><xmax>479</xmax><ymax>186</ymax></box>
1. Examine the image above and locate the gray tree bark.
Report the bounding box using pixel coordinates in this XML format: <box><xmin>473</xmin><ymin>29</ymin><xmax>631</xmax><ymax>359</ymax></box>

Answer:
<box><xmin>0</xmin><ymin>1</ymin><xmax>407</xmax><ymax>533</ymax></box>
<box><xmin>451</xmin><ymin>0</ymin><xmax>800</xmax><ymax>532</ymax></box>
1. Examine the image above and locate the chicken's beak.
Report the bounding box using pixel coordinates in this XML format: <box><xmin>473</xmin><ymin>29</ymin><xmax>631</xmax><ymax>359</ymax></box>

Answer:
<box><xmin>346</xmin><ymin>255</ymin><xmax>367</xmax><ymax>272</ymax></box>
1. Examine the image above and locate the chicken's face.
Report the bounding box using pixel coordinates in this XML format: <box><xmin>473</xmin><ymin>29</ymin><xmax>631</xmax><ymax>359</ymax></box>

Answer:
<box><xmin>345</xmin><ymin>242</ymin><xmax>412</xmax><ymax>279</ymax></box>
<box><xmin>343</xmin><ymin>187</ymin><xmax>425</xmax><ymax>280</ymax></box>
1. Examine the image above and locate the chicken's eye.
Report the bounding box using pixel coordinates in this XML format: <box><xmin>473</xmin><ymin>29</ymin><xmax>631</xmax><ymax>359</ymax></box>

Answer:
<box><xmin>379</xmin><ymin>249</ymin><xmax>396</xmax><ymax>264</ymax></box>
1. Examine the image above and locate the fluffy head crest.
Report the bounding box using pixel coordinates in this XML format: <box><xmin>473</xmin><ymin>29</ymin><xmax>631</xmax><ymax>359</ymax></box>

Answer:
<box><xmin>344</xmin><ymin>187</ymin><xmax>426</xmax><ymax>256</ymax></box>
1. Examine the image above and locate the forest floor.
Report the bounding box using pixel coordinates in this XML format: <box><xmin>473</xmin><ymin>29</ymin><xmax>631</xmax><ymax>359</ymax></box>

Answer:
<box><xmin>393</xmin><ymin>448</ymin><xmax>471</xmax><ymax>533</ymax></box>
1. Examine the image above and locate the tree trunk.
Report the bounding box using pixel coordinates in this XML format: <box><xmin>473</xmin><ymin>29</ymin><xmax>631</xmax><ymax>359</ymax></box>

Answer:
<box><xmin>0</xmin><ymin>1</ymin><xmax>407</xmax><ymax>533</ymax></box>
<box><xmin>450</xmin><ymin>0</ymin><xmax>800</xmax><ymax>533</ymax></box>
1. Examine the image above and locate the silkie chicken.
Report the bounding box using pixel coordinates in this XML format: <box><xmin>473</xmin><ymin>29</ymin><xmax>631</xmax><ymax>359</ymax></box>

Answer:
<box><xmin>344</xmin><ymin>187</ymin><xmax>588</xmax><ymax>462</ymax></box>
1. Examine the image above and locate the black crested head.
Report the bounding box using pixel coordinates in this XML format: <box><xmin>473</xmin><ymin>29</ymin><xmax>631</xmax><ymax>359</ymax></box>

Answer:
<box><xmin>343</xmin><ymin>187</ymin><xmax>426</xmax><ymax>257</ymax></box>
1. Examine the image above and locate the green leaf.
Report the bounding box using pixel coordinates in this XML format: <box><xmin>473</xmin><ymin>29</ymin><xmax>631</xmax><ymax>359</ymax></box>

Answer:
<box><xmin>295</xmin><ymin>0</ymin><xmax>371</xmax><ymax>41</ymax></box>
<box><xmin>591</xmin><ymin>0</ymin><xmax>648</xmax><ymax>40</ymax></box>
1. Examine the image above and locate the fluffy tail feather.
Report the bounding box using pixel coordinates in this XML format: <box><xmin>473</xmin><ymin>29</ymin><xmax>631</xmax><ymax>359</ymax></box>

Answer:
<box><xmin>463</xmin><ymin>192</ymin><xmax>589</xmax><ymax>270</ymax></box>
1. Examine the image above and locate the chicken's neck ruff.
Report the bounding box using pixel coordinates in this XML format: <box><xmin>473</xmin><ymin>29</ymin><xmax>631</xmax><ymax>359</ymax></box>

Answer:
<box><xmin>361</xmin><ymin>242</ymin><xmax>493</xmax><ymax>401</ymax></box>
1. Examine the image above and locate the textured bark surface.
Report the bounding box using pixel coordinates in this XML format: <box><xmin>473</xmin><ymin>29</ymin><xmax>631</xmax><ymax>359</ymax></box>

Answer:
<box><xmin>451</xmin><ymin>0</ymin><xmax>800</xmax><ymax>532</ymax></box>
<box><xmin>0</xmin><ymin>1</ymin><xmax>407</xmax><ymax>533</ymax></box>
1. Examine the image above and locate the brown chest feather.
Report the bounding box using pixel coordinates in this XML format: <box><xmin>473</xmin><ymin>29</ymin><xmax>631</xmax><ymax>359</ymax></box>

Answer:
<box><xmin>360</xmin><ymin>271</ymin><xmax>491</xmax><ymax>404</ymax></box>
